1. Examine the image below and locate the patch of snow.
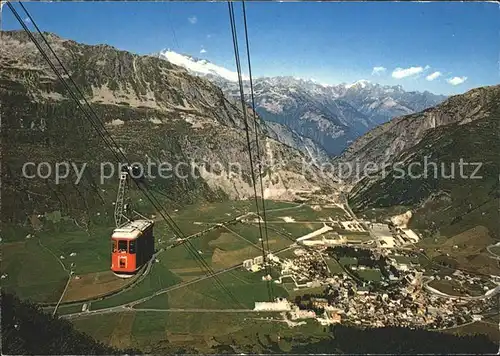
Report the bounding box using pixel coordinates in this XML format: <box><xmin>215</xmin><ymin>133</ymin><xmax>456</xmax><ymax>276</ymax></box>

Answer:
<box><xmin>158</xmin><ymin>50</ymin><xmax>248</xmax><ymax>82</ymax></box>
<box><xmin>149</xmin><ymin>118</ymin><xmax>163</xmax><ymax>124</ymax></box>
<box><xmin>109</xmin><ymin>119</ymin><xmax>124</xmax><ymax>126</ymax></box>
<box><xmin>345</xmin><ymin>79</ymin><xmax>370</xmax><ymax>89</ymax></box>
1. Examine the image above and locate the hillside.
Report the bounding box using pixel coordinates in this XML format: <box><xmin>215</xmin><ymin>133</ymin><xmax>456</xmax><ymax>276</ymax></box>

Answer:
<box><xmin>1</xmin><ymin>291</ymin><xmax>140</xmax><ymax>355</ymax></box>
<box><xmin>289</xmin><ymin>324</ymin><xmax>496</xmax><ymax>354</ymax></box>
<box><xmin>338</xmin><ymin>85</ymin><xmax>499</xmax><ymax>182</ymax></box>
<box><xmin>347</xmin><ymin>85</ymin><xmax>500</xmax><ymax>239</ymax></box>
<box><xmin>0</xmin><ymin>30</ymin><xmax>339</xmax><ymax>234</ymax></box>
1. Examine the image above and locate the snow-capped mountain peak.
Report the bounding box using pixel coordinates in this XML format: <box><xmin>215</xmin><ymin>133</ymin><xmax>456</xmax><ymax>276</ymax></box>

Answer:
<box><xmin>157</xmin><ymin>49</ymin><xmax>247</xmax><ymax>82</ymax></box>
<box><xmin>345</xmin><ymin>79</ymin><xmax>371</xmax><ymax>89</ymax></box>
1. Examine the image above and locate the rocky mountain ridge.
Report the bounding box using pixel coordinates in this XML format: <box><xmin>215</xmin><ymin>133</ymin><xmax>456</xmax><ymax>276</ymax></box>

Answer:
<box><xmin>346</xmin><ymin>85</ymin><xmax>499</xmax><ymax>239</ymax></box>
<box><xmin>338</xmin><ymin>85</ymin><xmax>500</xmax><ymax>183</ymax></box>
<box><xmin>156</xmin><ymin>50</ymin><xmax>447</xmax><ymax>156</ymax></box>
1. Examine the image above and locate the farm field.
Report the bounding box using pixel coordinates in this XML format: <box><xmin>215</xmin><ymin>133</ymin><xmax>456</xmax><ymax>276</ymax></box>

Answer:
<box><xmin>338</xmin><ymin>256</ymin><xmax>358</xmax><ymax>266</ymax></box>
<box><xmin>1</xmin><ymin>200</ymin><xmax>300</xmax><ymax>305</ymax></box>
<box><xmin>71</xmin><ymin>310</ymin><xmax>317</xmax><ymax>353</ymax></box>
<box><xmin>325</xmin><ymin>257</ymin><xmax>344</xmax><ymax>275</ymax></box>
<box><xmin>417</xmin><ymin>225</ymin><xmax>500</xmax><ymax>276</ymax></box>
<box><xmin>63</xmin><ymin>270</ymin><xmax>139</xmax><ymax>302</ymax></box>
<box><xmin>5</xmin><ymin>198</ymin><xmax>395</xmax><ymax>352</ymax></box>
<box><xmin>264</xmin><ymin>204</ymin><xmax>345</xmax><ymax>222</ymax></box>
<box><xmin>229</xmin><ymin>223</ymin><xmax>294</xmax><ymax>252</ymax></box>
<box><xmin>356</xmin><ymin>268</ymin><xmax>383</xmax><ymax>282</ymax></box>
<box><xmin>90</xmin><ymin>263</ymin><xmax>182</xmax><ymax>310</ymax></box>
<box><xmin>135</xmin><ymin>267</ymin><xmax>288</xmax><ymax>310</ymax></box>
<box><xmin>45</xmin><ymin>302</ymin><xmax>87</xmax><ymax>315</ymax></box>
<box><xmin>1</xmin><ymin>240</ymin><xmax>69</xmax><ymax>303</ymax></box>
<box><xmin>265</xmin><ymin>222</ymin><xmax>317</xmax><ymax>240</ymax></box>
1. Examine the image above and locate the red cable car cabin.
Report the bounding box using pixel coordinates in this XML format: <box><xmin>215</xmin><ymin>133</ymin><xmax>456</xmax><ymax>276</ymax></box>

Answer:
<box><xmin>111</xmin><ymin>220</ymin><xmax>154</xmax><ymax>278</ymax></box>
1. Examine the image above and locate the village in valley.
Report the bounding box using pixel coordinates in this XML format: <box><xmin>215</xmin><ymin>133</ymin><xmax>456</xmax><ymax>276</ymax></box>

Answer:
<box><xmin>239</xmin><ymin>203</ymin><xmax>499</xmax><ymax>331</ymax></box>
<box><xmin>3</xmin><ymin>198</ymin><xmax>499</xmax><ymax>352</ymax></box>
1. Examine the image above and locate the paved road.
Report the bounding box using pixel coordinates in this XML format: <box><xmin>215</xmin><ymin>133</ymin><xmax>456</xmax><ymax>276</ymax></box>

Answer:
<box><xmin>423</xmin><ymin>276</ymin><xmax>500</xmax><ymax>301</ymax></box>
<box><xmin>265</xmin><ymin>203</ymin><xmax>305</xmax><ymax>213</ymax></box>
<box><xmin>255</xmin><ymin>220</ymin><xmax>330</xmax><ymax>224</ymax></box>
<box><xmin>52</xmin><ymin>271</ymin><xmax>73</xmax><ymax>316</ymax></box>
<box><xmin>487</xmin><ymin>243</ymin><xmax>500</xmax><ymax>260</ymax></box>
<box><xmin>131</xmin><ymin>308</ymin><xmax>263</xmax><ymax>313</ymax></box>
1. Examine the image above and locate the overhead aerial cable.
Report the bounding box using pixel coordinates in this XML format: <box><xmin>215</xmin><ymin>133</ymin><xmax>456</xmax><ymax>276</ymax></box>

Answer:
<box><xmin>227</xmin><ymin>0</ymin><xmax>273</xmax><ymax>301</ymax></box>
<box><xmin>241</xmin><ymin>0</ymin><xmax>272</xmax><ymax>268</ymax></box>
<box><xmin>9</xmin><ymin>1</ymin><xmax>242</xmax><ymax>307</ymax></box>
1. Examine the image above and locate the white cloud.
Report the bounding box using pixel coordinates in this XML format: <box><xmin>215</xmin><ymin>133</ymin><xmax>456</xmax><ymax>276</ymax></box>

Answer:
<box><xmin>200</xmin><ymin>48</ymin><xmax>207</xmax><ymax>54</ymax></box>
<box><xmin>24</xmin><ymin>17</ymin><xmax>31</xmax><ymax>24</ymax></box>
<box><xmin>206</xmin><ymin>34</ymin><xmax>212</xmax><ymax>39</ymax></box>
<box><xmin>188</xmin><ymin>16</ymin><xmax>197</xmax><ymax>24</ymax></box>
<box><xmin>371</xmin><ymin>66</ymin><xmax>386</xmax><ymax>75</ymax></box>
<box><xmin>391</xmin><ymin>66</ymin><xmax>425</xmax><ymax>79</ymax></box>
<box><xmin>426</xmin><ymin>71</ymin><xmax>442</xmax><ymax>81</ymax></box>
<box><xmin>447</xmin><ymin>76</ymin><xmax>467</xmax><ymax>85</ymax></box>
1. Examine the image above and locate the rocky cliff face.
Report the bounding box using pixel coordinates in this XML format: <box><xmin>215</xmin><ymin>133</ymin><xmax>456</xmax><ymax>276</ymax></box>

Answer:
<box><xmin>0</xmin><ymin>31</ymin><xmax>338</xmax><ymax>229</ymax></box>
<box><xmin>265</xmin><ymin>121</ymin><xmax>330</xmax><ymax>164</ymax></box>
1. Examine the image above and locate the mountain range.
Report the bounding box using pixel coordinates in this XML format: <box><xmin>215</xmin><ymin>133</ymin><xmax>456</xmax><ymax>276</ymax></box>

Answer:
<box><xmin>156</xmin><ymin>50</ymin><xmax>447</xmax><ymax>156</ymax></box>
<box><xmin>2</xmin><ymin>31</ymin><xmax>493</xmax><ymax>237</ymax></box>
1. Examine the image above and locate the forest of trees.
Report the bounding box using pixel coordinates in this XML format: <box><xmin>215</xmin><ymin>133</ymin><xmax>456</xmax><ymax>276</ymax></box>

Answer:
<box><xmin>1</xmin><ymin>292</ymin><xmax>140</xmax><ymax>355</ymax></box>
<box><xmin>290</xmin><ymin>324</ymin><xmax>496</xmax><ymax>354</ymax></box>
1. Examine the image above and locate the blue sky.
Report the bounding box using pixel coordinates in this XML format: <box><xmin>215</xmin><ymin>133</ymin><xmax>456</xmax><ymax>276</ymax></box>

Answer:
<box><xmin>2</xmin><ymin>1</ymin><xmax>499</xmax><ymax>95</ymax></box>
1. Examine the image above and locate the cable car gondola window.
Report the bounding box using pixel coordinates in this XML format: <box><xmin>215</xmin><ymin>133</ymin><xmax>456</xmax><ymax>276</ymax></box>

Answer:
<box><xmin>117</xmin><ymin>240</ymin><xmax>127</xmax><ymax>252</ymax></box>
<box><xmin>129</xmin><ymin>240</ymin><xmax>136</xmax><ymax>254</ymax></box>
<box><xmin>112</xmin><ymin>240</ymin><xmax>117</xmax><ymax>252</ymax></box>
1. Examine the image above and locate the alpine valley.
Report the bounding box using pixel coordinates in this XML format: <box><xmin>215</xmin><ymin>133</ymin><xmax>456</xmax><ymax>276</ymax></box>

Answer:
<box><xmin>1</xmin><ymin>27</ymin><xmax>499</xmax><ymax>356</ymax></box>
